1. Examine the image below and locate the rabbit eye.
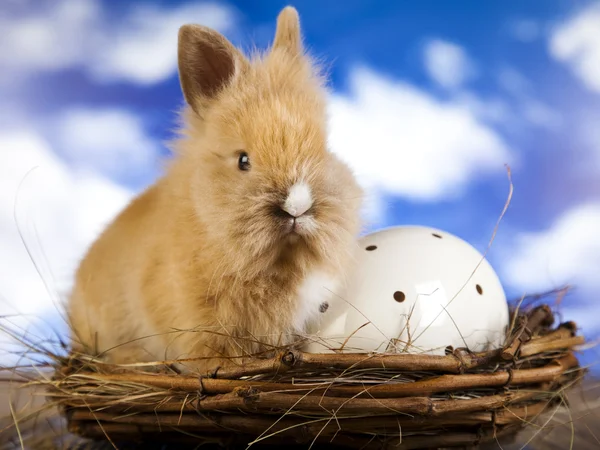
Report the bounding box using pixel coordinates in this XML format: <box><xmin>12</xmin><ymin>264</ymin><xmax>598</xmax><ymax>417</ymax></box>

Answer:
<box><xmin>238</xmin><ymin>152</ymin><xmax>250</xmax><ymax>171</ymax></box>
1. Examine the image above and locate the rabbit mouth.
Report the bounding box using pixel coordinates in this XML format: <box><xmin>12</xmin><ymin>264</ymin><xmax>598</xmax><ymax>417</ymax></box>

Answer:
<box><xmin>281</xmin><ymin>215</ymin><xmax>316</xmax><ymax>239</ymax></box>
<box><xmin>271</xmin><ymin>200</ymin><xmax>317</xmax><ymax>239</ymax></box>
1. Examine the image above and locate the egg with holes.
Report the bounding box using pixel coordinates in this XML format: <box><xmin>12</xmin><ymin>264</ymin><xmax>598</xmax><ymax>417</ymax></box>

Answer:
<box><xmin>305</xmin><ymin>225</ymin><xmax>510</xmax><ymax>355</ymax></box>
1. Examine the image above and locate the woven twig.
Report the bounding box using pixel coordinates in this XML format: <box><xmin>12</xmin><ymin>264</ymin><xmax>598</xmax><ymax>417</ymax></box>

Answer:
<box><xmin>64</xmin><ymin>423</ymin><xmax>522</xmax><ymax>449</ymax></box>
<box><xmin>68</xmin><ymin>400</ymin><xmax>549</xmax><ymax>432</ymax></box>
<box><xmin>52</xmin><ymin>353</ymin><xmax>577</xmax><ymax>405</ymax></box>
<box><xmin>501</xmin><ymin>305</ymin><xmax>554</xmax><ymax>360</ymax></box>
<box><xmin>38</xmin><ymin>305</ymin><xmax>585</xmax><ymax>449</ymax></box>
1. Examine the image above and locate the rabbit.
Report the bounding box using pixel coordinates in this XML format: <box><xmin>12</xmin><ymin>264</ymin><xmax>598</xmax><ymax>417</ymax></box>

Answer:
<box><xmin>67</xmin><ymin>6</ymin><xmax>363</xmax><ymax>374</ymax></box>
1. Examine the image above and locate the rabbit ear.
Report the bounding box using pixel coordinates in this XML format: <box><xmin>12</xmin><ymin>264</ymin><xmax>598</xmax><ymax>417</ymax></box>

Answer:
<box><xmin>273</xmin><ymin>6</ymin><xmax>303</xmax><ymax>56</ymax></box>
<box><xmin>178</xmin><ymin>25</ymin><xmax>247</xmax><ymax>114</ymax></box>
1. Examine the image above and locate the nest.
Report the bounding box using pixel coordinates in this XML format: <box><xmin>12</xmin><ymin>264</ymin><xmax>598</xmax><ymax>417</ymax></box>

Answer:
<box><xmin>40</xmin><ymin>304</ymin><xmax>585</xmax><ymax>449</ymax></box>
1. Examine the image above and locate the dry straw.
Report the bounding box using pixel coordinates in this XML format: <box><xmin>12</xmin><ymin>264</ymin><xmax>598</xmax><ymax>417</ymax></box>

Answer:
<box><xmin>1</xmin><ymin>300</ymin><xmax>587</xmax><ymax>450</ymax></box>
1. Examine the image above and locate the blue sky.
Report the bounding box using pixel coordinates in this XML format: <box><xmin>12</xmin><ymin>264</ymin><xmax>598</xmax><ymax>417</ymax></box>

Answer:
<box><xmin>0</xmin><ymin>0</ymin><xmax>599</xmax><ymax>368</ymax></box>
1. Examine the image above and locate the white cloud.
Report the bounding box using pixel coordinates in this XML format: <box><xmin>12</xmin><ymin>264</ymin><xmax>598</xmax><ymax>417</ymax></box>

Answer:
<box><xmin>521</xmin><ymin>99</ymin><xmax>563</xmax><ymax>130</ymax></box>
<box><xmin>495</xmin><ymin>67</ymin><xmax>562</xmax><ymax>130</ymax></box>
<box><xmin>453</xmin><ymin>92</ymin><xmax>511</xmax><ymax>124</ymax></box>
<box><xmin>0</xmin><ymin>131</ymin><xmax>132</xmax><ymax>358</ymax></box>
<box><xmin>580</xmin><ymin>112</ymin><xmax>600</xmax><ymax>169</ymax></box>
<box><xmin>497</xmin><ymin>66</ymin><xmax>531</xmax><ymax>97</ymax></box>
<box><xmin>549</xmin><ymin>4</ymin><xmax>600</xmax><ymax>93</ymax></box>
<box><xmin>508</xmin><ymin>19</ymin><xmax>542</xmax><ymax>42</ymax></box>
<box><xmin>0</xmin><ymin>0</ymin><xmax>99</xmax><ymax>75</ymax></box>
<box><xmin>91</xmin><ymin>2</ymin><xmax>235</xmax><ymax>84</ymax></box>
<box><xmin>0</xmin><ymin>0</ymin><xmax>235</xmax><ymax>85</ymax></box>
<box><xmin>328</xmin><ymin>67</ymin><xmax>512</xmax><ymax>202</ymax></box>
<box><xmin>423</xmin><ymin>39</ymin><xmax>477</xmax><ymax>89</ymax></box>
<box><xmin>502</xmin><ymin>203</ymin><xmax>600</xmax><ymax>296</ymax></box>
<box><xmin>56</xmin><ymin>108</ymin><xmax>162</xmax><ymax>180</ymax></box>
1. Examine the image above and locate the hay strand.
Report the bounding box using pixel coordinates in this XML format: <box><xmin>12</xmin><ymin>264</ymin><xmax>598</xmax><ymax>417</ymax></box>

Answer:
<box><xmin>2</xmin><ymin>303</ymin><xmax>587</xmax><ymax>449</ymax></box>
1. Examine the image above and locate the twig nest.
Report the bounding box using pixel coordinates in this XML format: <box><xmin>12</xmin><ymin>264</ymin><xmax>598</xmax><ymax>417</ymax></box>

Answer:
<box><xmin>47</xmin><ymin>304</ymin><xmax>584</xmax><ymax>449</ymax></box>
<box><xmin>306</xmin><ymin>225</ymin><xmax>510</xmax><ymax>355</ymax></box>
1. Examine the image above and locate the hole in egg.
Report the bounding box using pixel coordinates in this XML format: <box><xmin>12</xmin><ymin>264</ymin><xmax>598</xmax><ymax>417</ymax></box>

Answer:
<box><xmin>366</xmin><ymin>245</ymin><xmax>377</xmax><ymax>251</ymax></box>
<box><xmin>393</xmin><ymin>291</ymin><xmax>405</xmax><ymax>302</ymax></box>
<box><xmin>432</xmin><ymin>233</ymin><xmax>442</xmax><ymax>239</ymax></box>
<box><xmin>476</xmin><ymin>284</ymin><xmax>483</xmax><ymax>295</ymax></box>
<box><xmin>319</xmin><ymin>302</ymin><xmax>329</xmax><ymax>313</ymax></box>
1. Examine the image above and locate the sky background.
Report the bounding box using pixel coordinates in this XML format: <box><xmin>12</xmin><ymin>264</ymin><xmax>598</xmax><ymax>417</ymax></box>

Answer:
<box><xmin>0</xmin><ymin>0</ymin><xmax>599</xmax><ymax>369</ymax></box>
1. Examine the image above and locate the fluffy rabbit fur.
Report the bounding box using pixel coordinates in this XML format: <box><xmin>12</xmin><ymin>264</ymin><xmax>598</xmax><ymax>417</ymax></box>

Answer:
<box><xmin>68</xmin><ymin>6</ymin><xmax>363</xmax><ymax>373</ymax></box>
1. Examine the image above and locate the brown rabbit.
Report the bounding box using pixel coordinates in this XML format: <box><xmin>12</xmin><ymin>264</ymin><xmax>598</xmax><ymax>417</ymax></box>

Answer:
<box><xmin>67</xmin><ymin>6</ymin><xmax>363</xmax><ymax>373</ymax></box>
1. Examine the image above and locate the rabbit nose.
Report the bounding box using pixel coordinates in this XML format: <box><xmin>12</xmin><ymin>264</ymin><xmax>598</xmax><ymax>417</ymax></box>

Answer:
<box><xmin>282</xmin><ymin>182</ymin><xmax>312</xmax><ymax>218</ymax></box>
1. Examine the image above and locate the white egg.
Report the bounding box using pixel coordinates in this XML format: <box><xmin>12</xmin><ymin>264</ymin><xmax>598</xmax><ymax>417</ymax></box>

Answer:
<box><xmin>305</xmin><ymin>225</ymin><xmax>510</xmax><ymax>355</ymax></box>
